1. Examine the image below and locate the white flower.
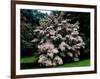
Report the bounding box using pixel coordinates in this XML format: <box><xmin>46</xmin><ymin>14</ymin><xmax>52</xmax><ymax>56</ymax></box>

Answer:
<box><xmin>52</xmin><ymin>48</ymin><xmax>59</xmax><ymax>54</ymax></box>
<box><xmin>56</xmin><ymin>27</ymin><xmax>62</xmax><ymax>31</ymax></box>
<box><xmin>59</xmin><ymin>41</ymin><xmax>66</xmax><ymax>51</ymax></box>
<box><xmin>49</xmin><ymin>30</ymin><xmax>56</xmax><ymax>35</ymax></box>
<box><xmin>33</xmin><ymin>29</ymin><xmax>41</xmax><ymax>32</ymax></box>
<box><xmin>53</xmin><ymin>56</ymin><xmax>63</xmax><ymax>65</ymax></box>
<box><xmin>31</xmin><ymin>38</ymin><xmax>38</xmax><ymax>42</ymax></box>
<box><xmin>38</xmin><ymin>42</ymin><xmax>54</xmax><ymax>52</ymax></box>
<box><xmin>47</xmin><ymin>52</ymin><xmax>54</xmax><ymax>59</ymax></box>
<box><xmin>71</xmin><ymin>30</ymin><xmax>79</xmax><ymax>36</ymax></box>
<box><xmin>67</xmin><ymin>52</ymin><xmax>73</xmax><ymax>57</ymax></box>
<box><xmin>61</xmin><ymin>20</ymin><xmax>66</xmax><ymax>24</ymax></box>
<box><xmin>38</xmin><ymin>54</ymin><xmax>52</xmax><ymax>66</ymax></box>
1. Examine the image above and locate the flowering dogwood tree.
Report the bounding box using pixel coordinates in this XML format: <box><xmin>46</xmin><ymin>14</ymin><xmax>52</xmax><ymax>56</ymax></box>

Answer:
<box><xmin>31</xmin><ymin>11</ymin><xmax>85</xmax><ymax>67</ymax></box>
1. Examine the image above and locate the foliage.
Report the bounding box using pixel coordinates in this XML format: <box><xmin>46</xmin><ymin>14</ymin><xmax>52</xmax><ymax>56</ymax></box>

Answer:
<box><xmin>20</xmin><ymin>9</ymin><xmax>47</xmax><ymax>57</ymax></box>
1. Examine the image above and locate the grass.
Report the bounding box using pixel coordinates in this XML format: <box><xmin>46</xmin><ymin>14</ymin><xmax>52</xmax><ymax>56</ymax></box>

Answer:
<box><xmin>56</xmin><ymin>59</ymin><xmax>90</xmax><ymax>68</ymax></box>
<box><xmin>21</xmin><ymin>56</ymin><xmax>90</xmax><ymax>68</ymax></box>
<box><xmin>21</xmin><ymin>56</ymin><xmax>37</xmax><ymax>63</ymax></box>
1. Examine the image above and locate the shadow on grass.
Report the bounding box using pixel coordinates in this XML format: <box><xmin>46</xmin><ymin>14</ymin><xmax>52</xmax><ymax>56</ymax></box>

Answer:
<box><xmin>21</xmin><ymin>59</ymin><xmax>90</xmax><ymax>70</ymax></box>
<box><xmin>21</xmin><ymin>52</ymin><xmax>90</xmax><ymax>69</ymax></box>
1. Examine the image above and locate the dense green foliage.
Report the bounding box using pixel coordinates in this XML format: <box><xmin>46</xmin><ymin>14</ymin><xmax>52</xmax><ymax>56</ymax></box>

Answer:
<box><xmin>20</xmin><ymin>9</ymin><xmax>48</xmax><ymax>57</ymax></box>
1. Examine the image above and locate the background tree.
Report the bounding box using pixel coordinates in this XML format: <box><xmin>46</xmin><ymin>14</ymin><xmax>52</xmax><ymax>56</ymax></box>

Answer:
<box><xmin>20</xmin><ymin>9</ymin><xmax>47</xmax><ymax>57</ymax></box>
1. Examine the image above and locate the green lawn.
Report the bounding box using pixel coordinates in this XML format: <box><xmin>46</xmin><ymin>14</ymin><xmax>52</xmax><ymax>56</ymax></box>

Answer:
<box><xmin>21</xmin><ymin>56</ymin><xmax>90</xmax><ymax>68</ymax></box>
<box><xmin>21</xmin><ymin>56</ymin><xmax>37</xmax><ymax>63</ymax></box>
<box><xmin>56</xmin><ymin>59</ymin><xmax>90</xmax><ymax>68</ymax></box>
